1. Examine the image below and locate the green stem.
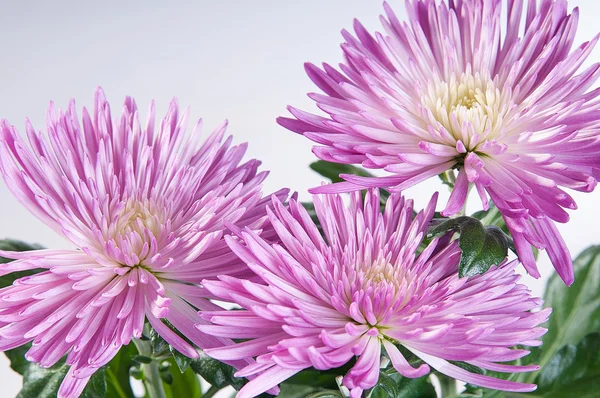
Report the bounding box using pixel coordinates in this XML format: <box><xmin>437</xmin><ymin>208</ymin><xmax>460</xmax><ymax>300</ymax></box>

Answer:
<box><xmin>437</xmin><ymin>374</ymin><xmax>457</xmax><ymax>397</ymax></box>
<box><xmin>202</xmin><ymin>386</ymin><xmax>220</xmax><ymax>398</ymax></box>
<box><xmin>133</xmin><ymin>338</ymin><xmax>167</xmax><ymax>398</ymax></box>
<box><xmin>143</xmin><ymin>361</ymin><xmax>167</xmax><ymax>398</ymax></box>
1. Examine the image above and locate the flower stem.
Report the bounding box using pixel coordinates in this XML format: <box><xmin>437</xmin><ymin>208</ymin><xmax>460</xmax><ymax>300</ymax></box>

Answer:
<box><xmin>143</xmin><ymin>360</ymin><xmax>167</xmax><ymax>398</ymax></box>
<box><xmin>203</xmin><ymin>386</ymin><xmax>220</xmax><ymax>398</ymax></box>
<box><xmin>132</xmin><ymin>337</ymin><xmax>167</xmax><ymax>398</ymax></box>
<box><xmin>437</xmin><ymin>374</ymin><xmax>457</xmax><ymax>397</ymax></box>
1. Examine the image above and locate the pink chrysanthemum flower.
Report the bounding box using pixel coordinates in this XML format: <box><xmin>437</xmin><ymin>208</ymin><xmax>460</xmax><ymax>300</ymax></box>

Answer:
<box><xmin>277</xmin><ymin>0</ymin><xmax>600</xmax><ymax>285</ymax></box>
<box><xmin>0</xmin><ymin>88</ymin><xmax>288</xmax><ymax>397</ymax></box>
<box><xmin>199</xmin><ymin>189</ymin><xmax>550</xmax><ymax>398</ymax></box>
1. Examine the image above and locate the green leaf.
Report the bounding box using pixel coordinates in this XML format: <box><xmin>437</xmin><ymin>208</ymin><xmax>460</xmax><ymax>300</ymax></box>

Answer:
<box><xmin>132</xmin><ymin>355</ymin><xmax>153</xmax><ymax>364</ymax></box>
<box><xmin>190</xmin><ymin>353</ymin><xmax>245</xmax><ymax>390</ymax></box>
<box><xmin>471</xmin><ymin>203</ymin><xmax>504</xmax><ymax>229</ymax></box>
<box><xmin>438</xmin><ymin>170</ymin><xmax>456</xmax><ymax>189</ymax></box>
<box><xmin>277</xmin><ymin>369</ymin><xmax>340</xmax><ymax>398</ymax></box>
<box><xmin>429</xmin><ymin>217</ymin><xmax>510</xmax><ymax>277</ymax></box>
<box><xmin>368</xmin><ymin>368</ymin><xmax>436</xmax><ymax>398</ymax></box>
<box><xmin>82</xmin><ymin>370</ymin><xmax>107</xmax><ymax>398</ymax></box>
<box><xmin>163</xmin><ymin>358</ymin><xmax>201</xmax><ymax>398</ymax></box>
<box><xmin>534</xmin><ymin>333</ymin><xmax>600</xmax><ymax>397</ymax></box>
<box><xmin>0</xmin><ymin>239</ymin><xmax>43</xmax><ymax>288</ymax></box>
<box><xmin>10</xmin><ymin>353</ymin><xmax>106</xmax><ymax>398</ymax></box>
<box><xmin>309</xmin><ymin>160</ymin><xmax>390</xmax><ymax>204</ymax></box>
<box><xmin>310</xmin><ymin>160</ymin><xmax>374</xmax><ymax>183</ymax></box>
<box><xmin>170</xmin><ymin>346</ymin><xmax>191</xmax><ymax>373</ymax></box>
<box><xmin>305</xmin><ymin>392</ymin><xmax>343</xmax><ymax>398</ymax></box>
<box><xmin>461</xmin><ymin>225</ymin><xmax>509</xmax><ymax>278</ymax></box>
<box><xmin>5</xmin><ymin>343</ymin><xmax>31</xmax><ymax>375</ymax></box>
<box><xmin>7</xmin><ymin>342</ymin><xmax>137</xmax><ymax>398</ymax></box>
<box><xmin>456</xmin><ymin>218</ymin><xmax>487</xmax><ymax>276</ymax></box>
<box><xmin>104</xmin><ymin>343</ymin><xmax>136</xmax><ymax>398</ymax></box>
<box><xmin>149</xmin><ymin>327</ymin><xmax>169</xmax><ymax>356</ymax></box>
<box><xmin>510</xmin><ymin>246</ymin><xmax>600</xmax><ymax>388</ymax></box>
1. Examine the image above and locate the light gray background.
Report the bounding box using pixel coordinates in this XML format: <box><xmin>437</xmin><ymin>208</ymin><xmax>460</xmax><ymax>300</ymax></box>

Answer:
<box><xmin>0</xmin><ymin>1</ymin><xmax>597</xmax><ymax>396</ymax></box>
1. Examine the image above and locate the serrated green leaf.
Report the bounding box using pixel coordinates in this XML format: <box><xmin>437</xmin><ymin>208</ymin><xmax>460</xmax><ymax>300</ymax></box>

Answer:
<box><xmin>170</xmin><ymin>346</ymin><xmax>191</xmax><ymax>373</ymax></box>
<box><xmin>393</xmin><ymin>376</ymin><xmax>437</xmax><ymax>398</ymax></box>
<box><xmin>457</xmin><ymin>218</ymin><xmax>487</xmax><ymax>275</ymax></box>
<box><xmin>163</xmin><ymin>358</ymin><xmax>201</xmax><ymax>398</ymax></box>
<box><xmin>460</xmin><ymin>226</ymin><xmax>508</xmax><ymax>278</ymax></box>
<box><xmin>305</xmin><ymin>391</ymin><xmax>343</xmax><ymax>398</ymax></box>
<box><xmin>82</xmin><ymin>369</ymin><xmax>107</xmax><ymax>398</ymax></box>
<box><xmin>277</xmin><ymin>369</ymin><xmax>340</xmax><ymax>398</ymax></box>
<box><xmin>429</xmin><ymin>217</ymin><xmax>510</xmax><ymax>277</ymax></box>
<box><xmin>12</xmin><ymin>356</ymin><xmax>105</xmax><ymax>398</ymax></box>
<box><xmin>190</xmin><ymin>353</ymin><xmax>245</xmax><ymax>390</ymax></box>
<box><xmin>149</xmin><ymin>328</ymin><xmax>169</xmax><ymax>355</ymax></box>
<box><xmin>369</xmin><ymin>368</ymin><xmax>436</xmax><ymax>398</ymax></box>
<box><xmin>8</xmin><ymin>342</ymin><xmax>135</xmax><ymax>398</ymax></box>
<box><xmin>369</xmin><ymin>371</ymin><xmax>399</xmax><ymax>397</ymax></box>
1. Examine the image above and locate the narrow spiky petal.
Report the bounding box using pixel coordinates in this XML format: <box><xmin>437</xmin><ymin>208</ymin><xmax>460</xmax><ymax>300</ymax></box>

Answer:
<box><xmin>278</xmin><ymin>0</ymin><xmax>600</xmax><ymax>285</ymax></box>
<box><xmin>0</xmin><ymin>87</ymin><xmax>288</xmax><ymax>397</ymax></box>
<box><xmin>199</xmin><ymin>189</ymin><xmax>550</xmax><ymax>397</ymax></box>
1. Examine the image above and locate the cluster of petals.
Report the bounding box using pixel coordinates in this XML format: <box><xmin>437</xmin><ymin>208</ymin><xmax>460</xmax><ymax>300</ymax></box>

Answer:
<box><xmin>200</xmin><ymin>189</ymin><xmax>550</xmax><ymax>398</ymax></box>
<box><xmin>278</xmin><ymin>0</ymin><xmax>600</xmax><ymax>285</ymax></box>
<box><xmin>0</xmin><ymin>88</ymin><xmax>287</xmax><ymax>397</ymax></box>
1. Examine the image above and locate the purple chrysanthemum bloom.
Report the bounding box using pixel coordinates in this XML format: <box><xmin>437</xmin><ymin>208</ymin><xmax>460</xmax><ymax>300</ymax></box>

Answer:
<box><xmin>0</xmin><ymin>88</ymin><xmax>288</xmax><ymax>397</ymax></box>
<box><xmin>277</xmin><ymin>0</ymin><xmax>600</xmax><ymax>285</ymax></box>
<box><xmin>198</xmin><ymin>189</ymin><xmax>550</xmax><ymax>398</ymax></box>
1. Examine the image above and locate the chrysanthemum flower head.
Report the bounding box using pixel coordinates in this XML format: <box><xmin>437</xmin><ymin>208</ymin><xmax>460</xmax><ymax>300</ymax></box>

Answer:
<box><xmin>0</xmin><ymin>88</ymin><xmax>288</xmax><ymax>397</ymax></box>
<box><xmin>278</xmin><ymin>0</ymin><xmax>600</xmax><ymax>285</ymax></box>
<box><xmin>199</xmin><ymin>189</ymin><xmax>550</xmax><ymax>398</ymax></box>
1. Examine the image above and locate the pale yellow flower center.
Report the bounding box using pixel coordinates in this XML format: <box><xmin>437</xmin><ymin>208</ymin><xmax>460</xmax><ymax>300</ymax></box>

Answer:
<box><xmin>420</xmin><ymin>70</ymin><xmax>513</xmax><ymax>151</ymax></box>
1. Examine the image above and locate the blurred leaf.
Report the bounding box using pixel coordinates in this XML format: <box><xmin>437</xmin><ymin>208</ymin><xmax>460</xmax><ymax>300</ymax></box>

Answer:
<box><xmin>0</xmin><ymin>239</ymin><xmax>43</xmax><ymax>288</ymax></box>
<box><xmin>471</xmin><ymin>203</ymin><xmax>504</xmax><ymax>229</ymax></box>
<box><xmin>534</xmin><ymin>333</ymin><xmax>600</xmax><ymax>397</ymax></box>
<box><xmin>540</xmin><ymin>245</ymin><xmax>600</xmax><ymax>347</ymax></box>
<box><xmin>132</xmin><ymin>355</ymin><xmax>153</xmax><ymax>364</ymax></box>
<box><xmin>464</xmin><ymin>246</ymin><xmax>600</xmax><ymax>397</ymax></box>
<box><xmin>163</xmin><ymin>358</ymin><xmax>201</xmax><ymax>398</ymax></box>
<box><xmin>0</xmin><ymin>239</ymin><xmax>43</xmax><ymax>257</ymax></box>
<box><xmin>309</xmin><ymin>160</ymin><xmax>390</xmax><ymax>204</ymax></box>
<box><xmin>190</xmin><ymin>353</ymin><xmax>245</xmax><ymax>390</ymax></box>
<box><xmin>438</xmin><ymin>170</ymin><xmax>456</xmax><ymax>189</ymax></box>
<box><xmin>310</xmin><ymin>160</ymin><xmax>374</xmax><ymax>183</ymax></box>
<box><xmin>516</xmin><ymin>246</ymin><xmax>600</xmax><ymax>385</ymax></box>
<box><xmin>429</xmin><ymin>217</ymin><xmax>510</xmax><ymax>277</ymax></box>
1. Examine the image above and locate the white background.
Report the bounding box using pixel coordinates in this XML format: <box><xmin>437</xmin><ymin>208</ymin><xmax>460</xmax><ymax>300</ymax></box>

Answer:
<box><xmin>0</xmin><ymin>1</ymin><xmax>598</xmax><ymax>396</ymax></box>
